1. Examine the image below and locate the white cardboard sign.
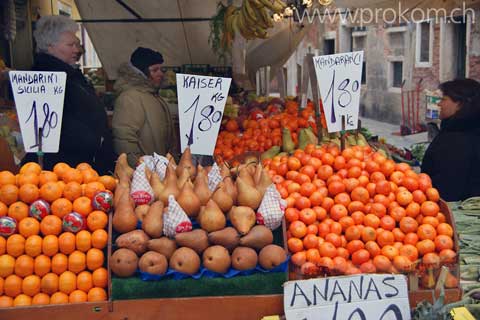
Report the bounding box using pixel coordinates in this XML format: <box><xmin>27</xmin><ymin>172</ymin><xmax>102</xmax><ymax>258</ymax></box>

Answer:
<box><xmin>313</xmin><ymin>51</ymin><xmax>364</xmax><ymax>133</ymax></box>
<box><xmin>176</xmin><ymin>73</ymin><xmax>231</xmax><ymax>155</ymax></box>
<box><xmin>284</xmin><ymin>274</ymin><xmax>411</xmax><ymax>320</ymax></box>
<box><xmin>9</xmin><ymin>71</ymin><xmax>66</xmax><ymax>153</ymax></box>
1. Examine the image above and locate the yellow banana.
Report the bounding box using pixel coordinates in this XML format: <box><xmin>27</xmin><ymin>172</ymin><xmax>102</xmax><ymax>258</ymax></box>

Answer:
<box><xmin>258</xmin><ymin>0</ymin><xmax>285</xmax><ymax>13</ymax></box>
<box><xmin>249</xmin><ymin>0</ymin><xmax>265</xmax><ymax>10</ymax></box>
<box><xmin>244</xmin><ymin>0</ymin><xmax>258</xmax><ymax>23</ymax></box>
<box><xmin>257</xmin><ymin>7</ymin><xmax>274</xmax><ymax>28</ymax></box>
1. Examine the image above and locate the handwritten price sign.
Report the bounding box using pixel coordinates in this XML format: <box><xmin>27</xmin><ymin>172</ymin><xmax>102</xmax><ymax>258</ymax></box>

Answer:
<box><xmin>9</xmin><ymin>71</ymin><xmax>66</xmax><ymax>153</ymax></box>
<box><xmin>176</xmin><ymin>73</ymin><xmax>231</xmax><ymax>155</ymax></box>
<box><xmin>313</xmin><ymin>51</ymin><xmax>364</xmax><ymax>133</ymax></box>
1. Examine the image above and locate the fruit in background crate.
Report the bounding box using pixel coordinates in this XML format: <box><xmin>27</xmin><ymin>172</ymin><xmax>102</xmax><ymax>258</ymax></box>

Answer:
<box><xmin>147</xmin><ymin>237</ymin><xmax>177</xmax><ymax>260</ymax></box>
<box><xmin>115</xmin><ymin>230</ymin><xmax>150</xmax><ymax>256</ymax></box>
<box><xmin>0</xmin><ymin>216</ymin><xmax>17</xmax><ymax>237</ymax></box>
<box><xmin>62</xmin><ymin>212</ymin><xmax>86</xmax><ymax>233</ymax></box>
<box><xmin>258</xmin><ymin>244</ymin><xmax>286</xmax><ymax>270</ymax></box>
<box><xmin>208</xmin><ymin>227</ymin><xmax>240</xmax><ymax>252</ymax></box>
<box><xmin>197</xmin><ymin>199</ymin><xmax>226</xmax><ymax>232</ymax></box>
<box><xmin>202</xmin><ymin>245</ymin><xmax>231</xmax><ymax>274</ymax></box>
<box><xmin>231</xmin><ymin>246</ymin><xmax>258</xmax><ymax>270</ymax></box>
<box><xmin>142</xmin><ymin>201</ymin><xmax>164</xmax><ymax>238</ymax></box>
<box><xmin>110</xmin><ymin>248</ymin><xmax>138</xmax><ymax>277</ymax></box>
<box><xmin>175</xmin><ymin>229</ymin><xmax>209</xmax><ymax>254</ymax></box>
<box><xmin>29</xmin><ymin>200</ymin><xmax>51</xmax><ymax>221</ymax></box>
<box><xmin>239</xmin><ymin>225</ymin><xmax>273</xmax><ymax>250</ymax></box>
<box><xmin>169</xmin><ymin>247</ymin><xmax>200</xmax><ymax>275</ymax></box>
<box><xmin>138</xmin><ymin>251</ymin><xmax>168</xmax><ymax>275</ymax></box>
<box><xmin>176</xmin><ymin>180</ymin><xmax>201</xmax><ymax>218</ymax></box>
<box><xmin>229</xmin><ymin>206</ymin><xmax>256</xmax><ymax>235</ymax></box>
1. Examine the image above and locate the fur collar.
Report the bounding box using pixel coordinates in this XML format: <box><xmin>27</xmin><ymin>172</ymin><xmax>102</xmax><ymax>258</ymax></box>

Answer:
<box><xmin>114</xmin><ymin>62</ymin><xmax>157</xmax><ymax>94</ymax></box>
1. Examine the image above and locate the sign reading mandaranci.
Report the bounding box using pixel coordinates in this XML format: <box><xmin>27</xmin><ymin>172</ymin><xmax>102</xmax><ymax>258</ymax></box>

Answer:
<box><xmin>313</xmin><ymin>51</ymin><xmax>364</xmax><ymax>133</ymax></box>
<box><xmin>176</xmin><ymin>73</ymin><xmax>231</xmax><ymax>156</ymax></box>
<box><xmin>9</xmin><ymin>71</ymin><xmax>66</xmax><ymax>153</ymax></box>
<box><xmin>284</xmin><ymin>274</ymin><xmax>411</xmax><ymax>320</ymax></box>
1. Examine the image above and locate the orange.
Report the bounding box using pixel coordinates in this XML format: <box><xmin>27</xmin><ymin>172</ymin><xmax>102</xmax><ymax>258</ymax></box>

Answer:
<box><xmin>25</xmin><ymin>239</ymin><xmax>44</xmax><ymax>262</ymax></box>
<box><xmin>0</xmin><ymin>201</ymin><xmax>7</xmax><ymax>216</ymax></box>
<box><xmin>0</xmin><ymin>171</ymin><xmax>16</xmax><ymax>186</ymax></box>
<box><xmin>14</xmin><ymin>254</ymin><xmax>34</xmax><ymax>277</ymax></box>
<box><xmin>68</xmin><ymin>250</ymin><xmax>86</xmax><ymax>274</ymax></box>
<box><xmin>39</xmin><ymin>182</ymin><xmax>63</xmax><ymax>203</ymax></box>
<box><xmin>399</xmin><ymin>244</ymin><xmax>419</xmax><ymax>262</ymax></box>
<box><xmin>63</xmin><ymin>181</ymin><xmax>83</xmax><ymax>201</ymax></box>
<box><xmin>40</xmin><ymin>272</ymin><xmax>59</xmax><ymax>294</ymax></box>
<box><xmin>18</xmin><ymin>217</ymin><xmax>40</xmax><ymax>238</ymax></box>
<box><xmin>435</xmin><ymin>235</ymin><xmax>454</xmax><ymax>251</ymax></box>
<box><xmin>287</xmin><ymin>238</ymin><xmax>303</xmax><ymax>253</ymax></box>
<box><xmin>0</xmin><ymin>254</ymin><xmax>15</xmax><ymax>277</ymax></box>
<box><xmin>0</xmin><ymin>237</ymin><xmax>4</xmax><ymax>255</ymax></box>
<box><xmin>18</xmin><ymin>183</ymin><xmax>39</xmax><ymax>204</ymax></box>
<box><xmin>7</xmin><ymin>201</ymin><xmax>29</xmax><ymax>222</ymax></box>
<box><xmin>51</xmin><ymin>198</ymin><xmax>73</xmax><ymax>219</ymax></box>
<box><xmin>59</xmin><ymin>270</ymin><xmax>76</xmax><ymax>294</ymax></box>
<box><xmin>87</xmin><ymin>211</ymin><xmax>108</xmax><ymax>231</ymax></box>
<box><xmin>81</xmin><ymin>169</ymin><xmax>100</xmax><ymax>184</ymax></box>
<box><xmin>98</xmin><ymin>175</ymin><xmax>116</xmax><ymax>191</ymax></box>
<box><xmin>51</xmin><ymin>253</ymin><xmax>68</xmax><ymax>275</ymax></box>
<box><xmin>437</xmin><ymin>223</ymin><xmax>454</xmax><ymax>237</ymax></box>
<box><xmin>69</xmin><ymin>289</ymin><xmax>88</xmax><ymax>303</ymax></box>
<box><xmin>416</xmin><ymin>239</ymin><xmax>436</xmax><ymax>256</ymax></box>
<box><xmin>42</xmin><ymin>235</ymin><xmax>59</xmax><ymax>257</ymax></box>
<box><xmin>0</xmin><ymin>184</ymin><xmax>18</xmax><ymax>205</ymax></box>
<box><xmin>22</xmin><ymin>274</ymin><xmax>41</xmax><ymax>296</ymax></box>
<box><xmin>425</xmin><ymin>188</ymin><xmax>440</xmax><ymax>202</ymax></box>
<box><xmin>0</xmin><ymin>295</ymin><xmax>13</xmax><ymax>307</ymax></box>
<box><xmin>4</xmin><ymin>274</ymin><xmax>22</xmax><ymax>297</ymax></box>
<box><xmin>87</xmin><ymin>287</ymin><xmax>107</xmax><ymax>302</ymax></box>
<box><xmin>40</xmin><ymin>215</ymin><xmax>62</xmax><ymax>236</ymax></box>
<box><xmin>13</xmin><ymin>294</ymin><xmax>32</xmax><ymax>306</ymax></box>
<box><xmin>32</xmin><ymin>292</ymin><xmax>50</xmax><ymax>305</ymax></box>
<box><xmin>50</xmin><ymin>291</ymin><xmax>69</xmax><ymax>304</ymax></box>
<box><xmin>20</xmin><ymin>162</ymin><xmax>42</xmax><ymax>175</ymax></box>
<box><xmin>393</xmin><ymin>255</ymin><xmax>414</xmax><ymax>272</ymax></box>
<box><xmin>6</xmin><ymin>234</ymin><xmax>25</xmax><ymax>257</ymax></box>
<box><xmin>420</xmin><ymin>201</ymin><xmax>440</xmax><ymax>217</ymax></box>
<box><xmin>38</xmin><ymin>171</ymin><xmax>58</xmax><ymax>186</ymax></box>
<box><xmin>77</xmin><ymin>270</ymin><xmax>93</xmax><ymax>292</ymax></box>
<box><xmin>352</xmin><ymin>249</ymin><xmax>370</xmax><ymax>266</ymax></box>
<box><xmin>53</xmin><ymin>163</ymin><xmax>71</xmax><ymax>179</ymax></box>
<box><xmin>17</xmin><ymin>172</ymin><xmax>40</xmax><ymax>186</ymax></box>
<box><xmin>92</xmin><ymin>267</ymin><xmax>108</xmax><ymax>288</ymax></box>
<box><xmin>418</xmin><ymin>224</ymin><xmax>437</xmax><ymax>240</ymax></box>
<box><xmin>62</xmin><ymin>168</ymin><xmax>83</xmax><ymax>184</ymax></box>
<box><xmin>59</xmin><ymin>232</ymin><xmax>76</xmax><ymax>254</ymax></box>
<box><xmin>73</xmin><ymin>196</ymin><xmax>93</xmax><ymax>217</ymax></box>
<box><xmin>34</xmin><ymin>255</ymin><xmax>51</xmax><ymax>277</ymax></box>
<box><xmin>84</xmin><ymin>181</ymin><xmax>105</xmax><ymax>199</ymax></box>
<box><xmin>76</xmin><ymin>163</ymin><xmax>92</xmax><ymax>172</ymax></box>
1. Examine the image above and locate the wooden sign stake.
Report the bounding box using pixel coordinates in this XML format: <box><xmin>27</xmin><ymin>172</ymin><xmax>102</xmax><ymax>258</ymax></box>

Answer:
<box><xmin>305</xmin><ymin>53</ymin><xmax>323</xmax><ymax>141</ymax></box>
<box><xmin>37</xmin><ymin>127</ymin><xmax>44</xmax><ymax>169</ymax></box>
<box><xmin>340</xmin><ymin>116</ymin><xmax>346</xmax><ymax>151</ymax></box>
<box><xmin>355</xmin><ymin>119</ymin><xmax>362</xmax><ymax>139</ymax></box>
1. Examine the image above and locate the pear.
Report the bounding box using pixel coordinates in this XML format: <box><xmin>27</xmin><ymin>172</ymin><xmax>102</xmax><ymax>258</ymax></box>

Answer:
<box><xmin>169</xmin><ymin>247</ymin><xmax>200</xmax><ymax>275</ymax></box>
<box><xmin>114</xmin><ymin>182</ymin><xmax>130</xmax><ymax>208</ymax></box>
<box><xmin>194</xmin><ymin>165</ymin><xmax>211</xmax><ymax>206</ymax></box>
<box><xmin>211</xmin><ymin>182</ymin><xmax>233</xmax><ymax>213</ymax></box>
<box><xmin>158</xmin><ymin>162</ymin><xmax>179</xmax><ymax>205</ymax></box>
<box><xmin>113</xmin><ymin>191</ymin><xmax>138</xmax><ymax>233</ymax></box>
<box><xmin>220</xmin><ymin>163</ymin><xmax>231</xmax><ymax>178</ymax></box>
<box><xmin>239</xmin><ymin>225</ymin><xmax>273</xmax><ymax>250</ymax></box>
<box><xmin>282</xmin><ymin>127</ymin><xmax>295</xmax><ymax>153</ymax></box>
<box><xmin>175</xmin><ymin>229</ymin><xmax>209</xmax><ymax>254</ymax></box>
<box><xmin>114</xmin><ymin>153</ymin><xmax>134</xmax><ymax>185</ymax></box>
<box><xmin>228</xmin><ymin>206</ymin><xmax>256</xmax><ymax>235</ymax></box>
<box><xmin>236</xmin><ymin>176</ymin><xmax>262</xmax><ymax>209</ymax></box>
<box><xmin>223</xmin><ymin>176</ymin><xmax>238</xmax><ymax>205</ymax></box>
<box><xmin>177</xmin><ymin>167</ymin><xmax>190</xmax><ymax>190</ymax></box>
<box><xmin>142</xmin><ymin>201</ymin><xmax>164</xmax><ymax>238</ymax></box>
<box><xmin>176</xmin><ymin>179</ymin><xmax>201</xmax><ymax>218</ymax></box>
<box><xmin>258</xmin><ymin>244</ymin><xmax>287</xmax><ymax>270</ymax></box>
<box><xmin>150</xmin><ymin>172</ymin><xmax>165</xmax><ymax>201</ymax></box>
<box><xmin>138</xmin><ymin>251</ymin><xmax>167</xmax><ymax>275</ymax></box>
<box><xmin>232</xmin><ymin>247</ymin><xmax>258</xmax><ymax>270</ymax></box>
<box><xmin>238</xmin><ymin>166</ymin><xmax>255</xmax><ymax>187</ymax></box>
<box><xmin>202</xmin><ymin>245</ymin><xmax>231</xmax><ymax>274</ymax></box>
<box><xmin>147</xmin><ymin>237</ymin><xmax>177</xmax><ymax>259</ymax></box>
<box><xmin>256</xmin><ymin>168</ymin><xmax>272</xmax><ymax>197</ymax></box>
<box><xmin>198</xmin><ymin>199</ymin><xmax>226</xmax><ymax>232</ymax></box>
<box><xmin>135</xmin><ymin>204</ymin><xmax>150</xmax><ymax>222</ymax></box>
<box><xmin>110</xmin><ymin>248</ymin><xmax>138</xmax><ymax>277</ymax></box>
<box><xmin>253</xmin><ymin>163</ymin><xmax>263</xmax><ymax>185</ymax></box>
<box><xmin>176</xmin><ymin>146</ymin><xmax>196</xmax><ymax>178</ymax></box>
<box><xmin>208</xmin><ymin>227</ymin><xmax>240</xmax><ymax>252</ymax></box>
<box><xmin>115</xmin><ymin>230</ymin><xmax>150</xmax><ymax>255</ymax></box>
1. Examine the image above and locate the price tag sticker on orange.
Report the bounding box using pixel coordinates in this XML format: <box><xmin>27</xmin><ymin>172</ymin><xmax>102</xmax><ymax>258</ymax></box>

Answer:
<box><xmin>313</xmin><ymin>51</ymin><xmax>364</xmax><ymax>133</ymax></box>
<box><xmin>9</xmin><ymin>71</ymin><xmax>66</xmax><ymax>153</ymax></box>
<box><xmin>176</xmin><ymin>73</ymin><xmax>231</xmax><ymax>155</ymax></box>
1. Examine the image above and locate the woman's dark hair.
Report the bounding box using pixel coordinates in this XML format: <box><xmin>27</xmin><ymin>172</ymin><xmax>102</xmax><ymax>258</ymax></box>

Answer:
<box><xmin>439</xmin><ymin>78</ymin><xmax>480</xmax><ymax>119</ymax></box>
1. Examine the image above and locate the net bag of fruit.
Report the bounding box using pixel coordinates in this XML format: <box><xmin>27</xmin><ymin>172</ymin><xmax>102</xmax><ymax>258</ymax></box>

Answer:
<box><xmin>163</xmin><ymin>195</ymin><xmax>192</xmax><ymax>238</ymax></box>
<box><xmin>256</xmin><ymin>184</ymin><xmax>286</xmax><ymax>230</ymax></box>
<box><xmin>208</xmin><ymin>163</ymin><xmax>222</xmax><ymax>192</ymax></box>
<box><xmin>130</xmin><ymin>162</ymin><xmax>154</xmax><ymax>206</ymax></box>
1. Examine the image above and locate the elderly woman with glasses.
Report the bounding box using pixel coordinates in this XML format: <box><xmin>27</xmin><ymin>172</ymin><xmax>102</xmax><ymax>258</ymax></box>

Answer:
<box><xmin>22</xmin><ymin>15</ymin><xmax>114</xmax><ymax>174</ymax></box>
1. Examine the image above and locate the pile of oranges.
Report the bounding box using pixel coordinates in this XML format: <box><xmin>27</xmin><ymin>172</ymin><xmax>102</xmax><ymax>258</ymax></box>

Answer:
<box><xmin>214</xmin><ymin>100</ymin><xmax>317</xmax><ymax>162</ymax></box>
<box><xmin>263</xmin><ymin>144</ymin><xmax>457</xmax><ymax>285</ymax></box>
<box><xmin>0</xmin><ymin>162</ymin><xmax>115</xmax><ymax>307</ymax></box>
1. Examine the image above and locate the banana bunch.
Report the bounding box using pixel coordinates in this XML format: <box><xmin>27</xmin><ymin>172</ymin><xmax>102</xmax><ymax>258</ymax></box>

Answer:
<box><xmin>223</xmin><ymin>0</ymin><xmax>287</xmax><ymax>44</ymax></box>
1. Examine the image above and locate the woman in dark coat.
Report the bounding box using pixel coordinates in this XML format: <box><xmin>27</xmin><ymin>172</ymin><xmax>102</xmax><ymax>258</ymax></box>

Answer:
<box><xmin>421</xmin><ymin>79</ymin><xmax>480</xmax><ymax>201</ymax></box>
<box><xmin>23</xmin><ymin>15</ymin><xmax>115</xmax><ymax>174</ymax></box>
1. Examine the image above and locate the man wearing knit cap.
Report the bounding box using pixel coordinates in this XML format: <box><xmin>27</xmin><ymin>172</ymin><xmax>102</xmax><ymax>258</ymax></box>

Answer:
<box><xmin>112</xmin><ymin>47</ymin><xmax>178</xmax><ymax>166</ymax></box>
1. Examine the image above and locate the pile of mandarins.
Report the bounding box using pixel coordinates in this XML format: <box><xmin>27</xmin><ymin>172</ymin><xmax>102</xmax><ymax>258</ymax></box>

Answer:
<box><xmin>0</xmin><ymin>162</ymin><xmax>115</xmax><ymax>307</ymax></box>
<box><xmin>263</xmin><ymin>144</ymin><xmax>458</xmax><ymax>287</ymax></box>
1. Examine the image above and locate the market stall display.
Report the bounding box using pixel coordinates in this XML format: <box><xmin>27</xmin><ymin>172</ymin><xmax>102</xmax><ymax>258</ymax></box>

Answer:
<box><xmin>0</xmin><ymin>162</ymin><xmax>114</xmax><ymax>307</ymax></box>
